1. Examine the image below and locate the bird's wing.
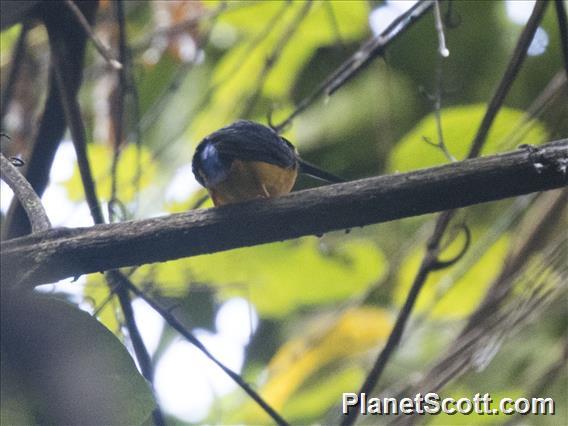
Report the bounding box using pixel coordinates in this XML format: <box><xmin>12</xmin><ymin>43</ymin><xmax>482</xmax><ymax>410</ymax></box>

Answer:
<box><xmin>298</xmin><ymin>159</ymin><xmax>345</xmax><ymax>183</ymax></box>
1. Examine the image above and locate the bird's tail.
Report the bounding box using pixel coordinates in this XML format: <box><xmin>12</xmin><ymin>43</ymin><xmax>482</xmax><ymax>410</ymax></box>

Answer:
<box><xmin>298</xmin><ymin>159</ymin><xmax>345</xmax><ymax>183</ymax></box>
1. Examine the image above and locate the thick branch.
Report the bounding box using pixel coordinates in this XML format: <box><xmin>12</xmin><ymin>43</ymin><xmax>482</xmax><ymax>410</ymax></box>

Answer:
<box><xmin>2</xmin><ymin>1</ymin><xmax>98</xmax><ymax>240</ymax></box>
<box><xmin>2</xmin><ymin>140</ymin><xmax>566</xmax><ymax>288</ymax></box>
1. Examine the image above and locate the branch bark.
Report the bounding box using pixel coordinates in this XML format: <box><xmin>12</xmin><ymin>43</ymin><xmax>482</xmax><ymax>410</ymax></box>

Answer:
<box><xmin>2</xmin><ymin>139</ymin><xmax>567</xmax><ymax>288</ymax></box>
<box><xmin>0</xmin><ymin>153</ymin><xmax>51</xmax><ymax>233</ymax></box>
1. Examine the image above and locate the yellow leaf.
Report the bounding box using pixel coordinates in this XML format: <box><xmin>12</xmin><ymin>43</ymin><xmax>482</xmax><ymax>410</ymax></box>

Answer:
<box><xmin>234</xmin><ymin>307</ymin><xmax>392</xmax><ymax>423</ymax></box>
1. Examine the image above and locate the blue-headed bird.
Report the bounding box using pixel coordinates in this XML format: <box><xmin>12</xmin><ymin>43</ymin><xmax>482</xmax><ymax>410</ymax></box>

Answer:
<box><xmin>192</xmin><ymin>120</ymin><xmax>343</xmax><ymax>206</ymax></box>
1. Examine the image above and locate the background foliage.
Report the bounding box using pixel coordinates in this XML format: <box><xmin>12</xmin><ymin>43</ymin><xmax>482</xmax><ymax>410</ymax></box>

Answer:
<box><xmin>1</xmin><ymin>1</ymin><xmax>566</xmax><ymax>424</ymax></box>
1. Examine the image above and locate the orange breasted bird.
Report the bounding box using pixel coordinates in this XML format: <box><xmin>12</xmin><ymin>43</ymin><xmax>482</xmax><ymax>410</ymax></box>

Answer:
<box><xmin>192</xmin><ymin>120</ymin><xmax>344</xmax><ymax>206</ymax></box>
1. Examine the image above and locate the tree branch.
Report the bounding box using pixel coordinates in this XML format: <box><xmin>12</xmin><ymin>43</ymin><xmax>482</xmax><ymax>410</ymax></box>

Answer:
<box><xmin>1</xmin><ymin>140</ymin><xmax>566</xmax><ymax>288</ymax></box>
<box><xmin>63</xmin><ymin>0</ymin><xmax>122</xmax><ymax>70</ymax></box>
<box><xmin>50</xmin><ymin>30</ymin><xmax>104</xmax><ymax>225</ymax></box>
<box><xmin>120</xmin><ymin>275</ymin><xmax>290</xmax><ymax>426</ymax></box>
<box><xmin>273</xmin><ymin>0</ymin><xmax>434</xmax><ymax>131</ymax></box>
<box><xmin>0</xmin><ymin>153</ymin><xmax>51</xmax><ymax>233</ymax></box>
<box><xmin>468</xmin><ymin>0</ymin><xmax>548</xmax><ymax>159</ymax></box>
<box><xmin>555</xmin><ymin>0</ymin><xmax>568</xmax><ymax>76</ymax></box>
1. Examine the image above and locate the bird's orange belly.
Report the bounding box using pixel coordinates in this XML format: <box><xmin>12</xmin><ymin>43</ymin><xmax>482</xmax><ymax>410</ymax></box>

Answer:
<box><xmin>208</xmin><ymin>160</ymin><xmax>298</xmax><ymax>206</ymax></box>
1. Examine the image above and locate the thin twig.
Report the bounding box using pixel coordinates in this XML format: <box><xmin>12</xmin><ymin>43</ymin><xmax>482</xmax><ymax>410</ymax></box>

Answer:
<box><xmin>424</xmin><ymin>55</ymin><xmax>456</xmax><ymax>162</ymax></box>
<box><xmin>274</xmin><ymin>0</ymin><xmax>434</xmax><ymax>132</ymax></box>
<box><xmin>324</xmin><ymin>0</ymin><xmax>434</xmax><ymax>97</ymax></box>
<box><xmin>468</xmin><ymin>0</ymin><xmax>548</xmax><ymax>159</ymax></box>
<box><xmin>500</xmin><ymin>71</ymin><xmax>567</xmax><ymax>150</ymax></box>
<box><xmin>51</xmin><ymin>35</ymin><xmax>105</xmax><ymax>224</ymax></box>
<box><xmin>433</xmin><ymin>0</ymin><xmax>449</xmax><ymax>57</ymax></box>
<box><xmin>0</xmin><ymin>152</ymin><xmax>51</xmax><ymax>233</ymax></box>
<box><xmin>64</xmin><ymin>0</ymin><xmax>122</xmax><ymax>70</ymax></box>
<box><xmin>555</xmin><ymin>0</ymin><xmax>568</xmax><ymax>76</ymax></box>
<box><xmin>118</xmin><ymin>274</ymin><xmax>290</xmax><ymax>426</ymax></box>
<box><xmin>340</xmin><ymin>210</ymin><xmax>456</xmax><ymax>426</ymax></box>
<box><xmin>106</xmin><ymin>273</ymin><xmax>153</xmax><ymax>379</ymax></box>
<box><xmin>213</xmin><ymin>1</ymin><xmax>289</xmax><ymax>88</ymax></box>
<box><xmin>92</xmin><ymin>286</ymin><xmax>117</xmax><ymax>317</ymax></box>
<box><xmin>105</xmin><ymin>270</ymin><xmax>166</xmax><ymax>426</ymax></box>
<box><xmin>398</xmin><ymin>188</ymin><xmax>563</xmax><ymax>355</ymax></box>
<box><xmin>0</xmin><ymin>22</ymin><xmax>29</xmax><ymax>122</ymax></box>
<box><xmin>341</xmin><ymin>3</ymin><xmax>551</xmax><ymax>425</ymax></box>
<box><xmin>109</xmin><ymin>0</ymin><xmax>129</xmax><ymax>222</ymax></box>
<box><xmin>121</xmin><ymin>21</ymin><xmax>143</xmax><ymax>215</ymax></box>
<box><xmin>424</xmin><ymin>2</ymin><xmax>453</xmax><ymax>162</ymax></box>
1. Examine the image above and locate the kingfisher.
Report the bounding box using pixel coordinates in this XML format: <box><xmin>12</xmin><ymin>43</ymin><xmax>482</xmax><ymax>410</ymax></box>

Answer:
<box><xmin>192</xmin><ymin>120</ymin><xmax>343</xmax><ymax>206</ymax></box>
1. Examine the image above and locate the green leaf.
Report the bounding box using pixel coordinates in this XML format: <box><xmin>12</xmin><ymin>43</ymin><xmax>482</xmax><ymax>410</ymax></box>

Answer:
<box><xmin>190</xmin><ymin>1</ymin><xmax>369</xmax><ymax>139</ymax></box>
<box><xmin>134</xmin><ymin>238</ymin><xmax>387</xmax><ymax>317</ymax></box>
<box><xmin>64</xmin><ymin>143</ymin><xmax>156</xmax><ymax>203</ymax></box>
<box><xmin>388</xmin><ymin>104</ymin><xmax>549</xmax><ymax>172</ymax></box>
<box><xmin>1</xmin><ymin>293</ymin><xmax>155</xmax><ymax>424</ymax></box>
<box><xmin>0</xmin><ymin>24</ymin><xmax>23</xmax><ymax>65</ymax></box>
<box><xmin>84</xmin><ymin>273</ymin><xmax>121</xmax><ymax>335</ymax></box>
<box><xmin>394</xmin><ymin>231</ymin><xmax>510</xmax><ymax>319</ymax></box>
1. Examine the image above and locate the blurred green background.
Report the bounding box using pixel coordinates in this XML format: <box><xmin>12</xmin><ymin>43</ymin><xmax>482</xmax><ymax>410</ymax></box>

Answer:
<box><xmin>1</xmin><ymin>1</ymin><xmax>566</xmax><ymax>424</ymax></box>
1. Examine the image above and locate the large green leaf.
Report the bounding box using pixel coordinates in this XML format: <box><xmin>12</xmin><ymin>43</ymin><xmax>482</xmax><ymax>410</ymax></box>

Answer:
<box><xmin>0</xmin><ymin>293</ymin><xmax>155</xmax><ymax>424</ymax></box>
<box><xmin>131</xmin><ymin>237</ymin><xmax>387</xmax><ymax>317</ymax></box>
<box><xmin>388</xmin><ymin>104</ymin><xmax>548</xmax><ymax>172</ymax></box>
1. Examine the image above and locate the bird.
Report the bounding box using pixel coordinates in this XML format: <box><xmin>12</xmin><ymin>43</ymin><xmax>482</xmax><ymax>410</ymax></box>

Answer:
<box><xmin>192</xmin><ymin>120</ymin><xmax>344</xmax><ymax>206</ymax></box>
